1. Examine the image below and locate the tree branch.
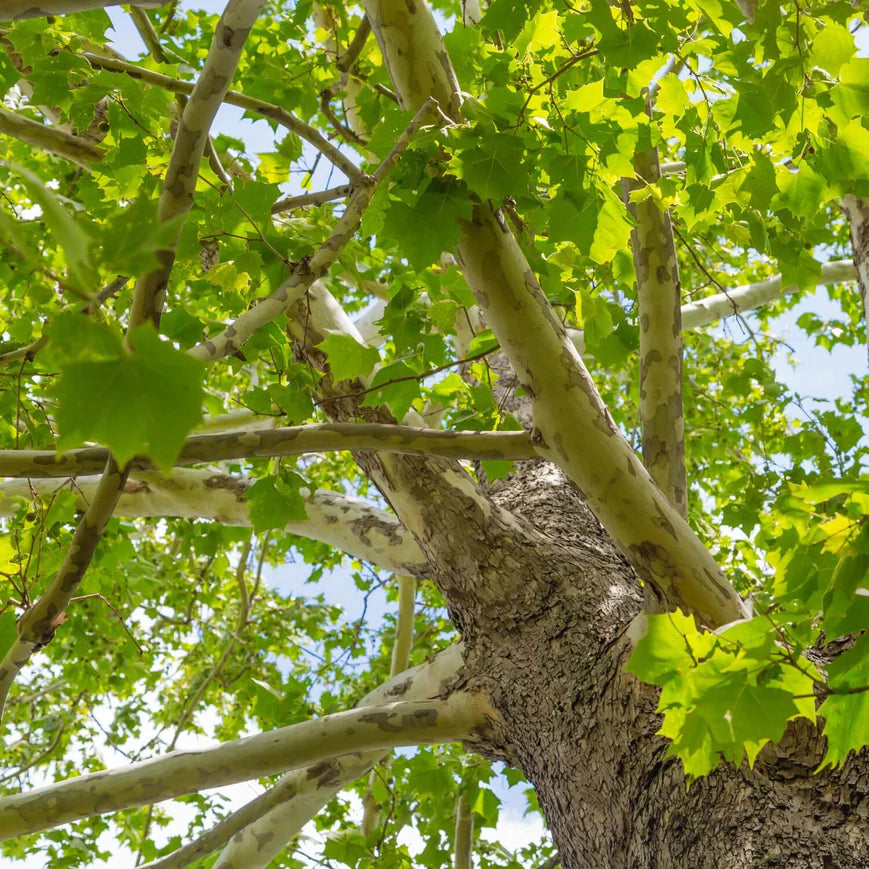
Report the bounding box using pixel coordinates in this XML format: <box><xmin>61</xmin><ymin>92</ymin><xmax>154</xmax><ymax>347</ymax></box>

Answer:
<box><xmin>362</xmin><ymin>0</ymin><xmax>747</xmax><ymax>627</ymax></box>
<box><xmin>0</xmin><ymin>469</ymin><xmax>430</xmax><ymax>578</ymax></box>
<box><xmin>840</xmin><ymin>196</ymin><xmax>869</xmax><ymax>362</ymax></box>
<box><xmin>624</xmin><ymin>132</ymin><xmax>687</xmax><ymax>524</ymax></box>
<box><xmin>679</xmin><ymin>260</ymin><xmax>857</xmax><ymax>331</ymax></box>
<box><xmin>453</xmin><ymin>788</ymin><xmax>474</xmax><ymax>869</ymax></box>
<box><xmin>271</xmin><ymin>184</ymin><xmax>352</xmax><ymax>215</ymax></box>
<box><xmin>213</xmin><ymin>643</ymin><xmax>464</xmax><ymax>869</ymax></box>
<box><xmin>82</xmin><ymin>53</ymin><xmax>364</xmax><ymax>184</ymax></box>
<box><xmin>0</xmin><ymin>459</ymin><xmax>125</xmax><ymax>723</ymax></box>
<box><xmin>0</xmin><ymin>107</ymin><xmax>105</xmax><ymax>166</ymax></box>
<box><xmin>0</xmin><ymin>0</ymin><xmax>166</xmax><ymax>19</ymax></box>
<box><xmin>128</xmin><ymin>0</ymin><xmax>265</xmax><ymax>331</ymax></box>
<box><xmin>188</xmin><ymin>97</ymin><xmax>439</xmax><ymax>363</ymax></box>
<box><xmin>0</xmin><ymin>424</ymin><xmax>536</xmax><ymax>479</ymax></box>
<box><xmin>0</xmin><ymin>693</ymin><xmax>490</xmax><ymax>841</ymax></box>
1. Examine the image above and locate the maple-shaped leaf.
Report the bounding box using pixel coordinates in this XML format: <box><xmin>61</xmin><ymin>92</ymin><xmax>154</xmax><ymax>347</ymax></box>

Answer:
<box><xmin>246</xmin><ymin>471</ymin><xmax>308</xmax><ymax>533</ymax></box>
<box><xmin>54</xmin><ymin>325</ymin><xmax>204</xmax><ymax>471</ymax></box>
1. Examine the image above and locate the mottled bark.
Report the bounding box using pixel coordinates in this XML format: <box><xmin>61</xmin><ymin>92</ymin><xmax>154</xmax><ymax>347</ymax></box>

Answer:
<box><xmin>841</xmin><ymin>196</ymin><xmax>869</xmax><ymax>361</ymax></box>
<box><xmin>129</xmin><ymin>0</ymin><xmax>266</xmax><ymax>331</ymax></box>
<box><xmin>0</xmin><ymin>424</ymin><xmax>537</xmax><ymax>479</ymax></box>
<box><xmin>0</xmin><ymin>693</ymin><xmax>492</xmax><ymax>841</ymax></box>
<box><xmin>0</xmin><ymin>0</ymin><xmax>165</xmax><ymax>19</ymax></box>
<box><xmin>0</xmin><ymin>469</ymin><xmax>429</xmax><ymax>578</ymax></box>
<box><xmin>625</xmin><ymin>146</ymin><xmax>687</xmax><ymax>519</ymax></box>
<box><xmin>363</xmin><ymin>0</ymin><xmax>746</xmax><ymax>628</ymax></box>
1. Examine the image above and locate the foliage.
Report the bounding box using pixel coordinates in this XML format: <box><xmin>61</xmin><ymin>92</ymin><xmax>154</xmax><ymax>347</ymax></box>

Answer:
<box><xmin>0</xmin><ymin>0</ymin><xmax>867</xmax><ymax>864</ymax></box>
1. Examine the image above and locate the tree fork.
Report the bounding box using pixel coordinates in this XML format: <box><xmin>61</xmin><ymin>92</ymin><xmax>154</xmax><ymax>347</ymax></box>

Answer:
<box><xmin>362</xmin><ymin>0</ymin><xmax>747</xmax><ymax>628</ymax></box>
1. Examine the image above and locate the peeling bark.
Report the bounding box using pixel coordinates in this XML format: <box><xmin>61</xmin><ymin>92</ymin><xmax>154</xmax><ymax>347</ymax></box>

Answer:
<box><xmin>362</xmin><ymin>0</ymin><xmax>745</xmax><ymax>628</ymax></box>
<box><xmin>0</xmin><ymin>424</ymin><xmax>536</xmax><ymax>479</ymax></box>
<box><xmin>0</xmin><ymin>469</ymin><xmax>429</xmax><ymax>578</ymax></box>
<box><xmin>841</xmin><ymin>195</ymin><xmax>869</xmax><ymax>361</ymax></box>
<box><xmin>0</xmin><ymin>0</ymin><xmax>166</xmax><ymax>19</ymax></box>
<box><xmin>0</xmin><ymin>693</ymin><xmax>493</xmax><ymax>841</ymax></box>
<box><xmin>625</xmin><ymin>146</ymin><xmax>687</xmax><ymax>519</ymax></box>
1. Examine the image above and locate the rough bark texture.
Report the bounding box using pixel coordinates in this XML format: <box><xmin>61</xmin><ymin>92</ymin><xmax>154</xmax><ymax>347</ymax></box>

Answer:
<box><xmin>450</xmin><ymin>459</ymin><xmax>868</xmax><ymax>868</ymax></box>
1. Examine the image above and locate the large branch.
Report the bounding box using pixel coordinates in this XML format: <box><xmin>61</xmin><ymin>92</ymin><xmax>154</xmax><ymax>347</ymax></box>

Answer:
<box><xmin>212</xmin><ymin>643</ymin><xmax>463</xmax><ymax>869</ymax></box>
<box><xmin>679</xmin><ymin>260</ymin><xmax>857</xmax><ymax>330</ymax></box>
<box><xmin>841</xmin><ymin>196</ymin><xmax>869</xmax><ymax>361</ymax></box>
<box><xmin>625</xmin><ymin>144</ymin><xmax>687</xmax><ymax>518</ymax></box>
<box><xmin>0</xmin><ymin>692</ymin><xmax>490</xmax><ymax>841</ymax></box>
<box><xmin>147</xmin><ymin>579</ymin><xmax>429</xmax><ymax>869</ymax></box>
<box><xmin>0</xmin><ymin>0</ymin><xmax>166</xmax><ymax>19</ymax></box>
<box><xmin>363</xmin><ymin>0</ymin><xmax>747</xmax><ymax>628</ymax></box>
<box><xmin>129</xmin><ymin>0</ymin><xmax>265</xmax><ymax>330</ymax></box>
<box><xmin>0</xmin><ymin>107</ymin><xmax>105</xmax><ymax>166</ymax></box>
<box><xmin>0</xmin><ymin>424</ymin><xmax>536</xmax><ymax>479</ymax></box>
<box><xmin>0</xmin><ymin>469</ymin><xmax>429</xmax><ymax>577</ymax></box>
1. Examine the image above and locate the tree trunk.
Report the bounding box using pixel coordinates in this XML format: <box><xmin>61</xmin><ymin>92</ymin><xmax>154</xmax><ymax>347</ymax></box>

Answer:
<box><xmin>448</xmin><ymin>459</ymin><xmax>868</xmax><ymax>868</ymax></box>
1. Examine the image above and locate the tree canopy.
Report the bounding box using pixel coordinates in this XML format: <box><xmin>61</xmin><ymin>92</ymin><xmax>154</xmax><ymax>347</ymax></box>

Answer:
<box><xmin>0</xmin><ymin>0</ymin><xmax>867</xmax><ymax>866</ymax></box>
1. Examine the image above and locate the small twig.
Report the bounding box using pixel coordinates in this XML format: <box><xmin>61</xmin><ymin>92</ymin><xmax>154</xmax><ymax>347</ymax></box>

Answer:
<box><xmin>337</xmin><ymin>15</ymin><xmax>372</xmax><ymax>73</ymax></box>
<box><xmin>271</xmin><ymin>184</ymin><xmax>352</xmax><ymax>215</ymax></box>
<box><xmin>69</xmin><ymin>593</ymin><xmax>143</xmax><ymax>654</ymax></box>
<box><xmin>315</xmin><ymin>344</ymin><xmax>498</xmax><ymax>405</ymax></box>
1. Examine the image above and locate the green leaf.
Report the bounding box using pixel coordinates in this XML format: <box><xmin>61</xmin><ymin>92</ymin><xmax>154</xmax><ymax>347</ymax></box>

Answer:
<box><xmin>4</xmin><ymin>161</ymin><xmax>96</xmax><ymax>294</ymax></box>
<box><xmin>246</xmin><ymin>471</ymin><xmax>308</xmax><ymax>533</ymax></box>
<box><xmin>0</xmin><ymin>610</ymin><xmax>16</xmax><ymax>658</ymax></box>
<box><xmin>382</xmin><ymin>183</ymin><xmax>472</xmax><ymax>271</ymax></box>
<box><xmin>810</xmin><ymin>22</ymin><xmax>855</xmax><ymax>76</ymax></box>
<box><xmin>456</xmin><ymin>132</ymin><xmax>527</xmax><ymax>201</ymax></box>
<box><xmin>54</xmin><ymin>325</ymin><xmax>204</xmax><ymax>471</ymax></box>
<box><xmin>317</xmin><ymin>334</ymin><xmax>380</xmax><ymax>382</ymax></box>
<box><xmin>361</xmin><ymin>362</ymin><xmax>421</xmax><ymax>420</ymax></box>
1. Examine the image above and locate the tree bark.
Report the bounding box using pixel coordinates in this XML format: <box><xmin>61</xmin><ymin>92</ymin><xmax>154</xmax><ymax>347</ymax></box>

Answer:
<box><xmin>452</xmin><ymin>459</ymin><xmax>868</xmax><ymax>867</ymax></box>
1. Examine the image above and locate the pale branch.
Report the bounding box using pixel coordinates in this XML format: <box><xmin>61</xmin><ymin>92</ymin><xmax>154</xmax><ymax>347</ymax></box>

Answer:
<box><xmin>361</xmin><ymin>572</ymin><xmax>416</xmax><ymax>835</ymax></box>
<box><xmin>363</xmin><ymin>0</ymin><xmax>747</xmax><ymax>627</ymax></box>
<box><xmin>188</xmin><ymin>97</ymin><xmax>439</xmax><ymax>364</ymax></box>
<box><xmin>129</xmin><ymin>0</ymin><xmax>265</xmax><ymax>331</ymax></box>
<box><xmin>0</xmin><ymin>107</ymin><xmax>105</xmax><ymax>166</ymax></box>
<box><xmin>0</xmin><ymin>693</ymin><xmax>490</xmax><ymax>841</ymax></box>
<box><xmin>138</xmin><ymin>759</ymin><xmax>374</xmax><ymax>869</ymax></box>
<box><xmin>840</xmin><ymin>196</ymin><xmax>869</xmax><ymax>361</ymax></box>
<box><xmin>82</xmin><ymin>53</ymin><xmax>363</xmax><ymax>183</ymax></box>
<box><xmin>624</xmin><ymin>139</ymin><xmax>687</xmax><ymax>522</ymax></box>
<box><xmin>130</xmin><ymin>5</ymin><xmax>233</xmax><ymax>190</ymax></box>
<box><xmin>679</xmin><ymin>260</ymin><xmax>857</xmax><ymax>331</ymax></box>
<box><xmin>271</xmin><ymin>184</ymin><xmax>352</xmax><ymax>215</ymax></box>
<box><xmin>213</xmin><ymin>643</ymin><xmax>464</xmax><ymax>869</ymax></box>
<box><xmin>154</xmin><ymin>577</ymin><xmax>420</xmax><ymax>869</ymax></box>
<box><xmin>0</xmin><ymin>459</ymin><xmax>125</xmax><ymax>723</ymax></box>
<box><xmin>453</xmin><ymin>788</ymin><xmax>474</xmax><ymax>869</ymax></box>
<box><xmin>0</xmin><ymin>0</ymin><xmax>166</xmax><ymax>20</ymax></box>
<box><xmin>0</xmin><ymin>469</ymin><xmax>429</xmax><ymax>577</ymax></box>
<box><xmin>0</xmin><ymin>424</ymin><xmax>536</xmax><ymax>479</ymax></box>
<box><xmin>194</xmin><ymin>409</ymin><xmax>280</xmax><ymax>434</ymax></box>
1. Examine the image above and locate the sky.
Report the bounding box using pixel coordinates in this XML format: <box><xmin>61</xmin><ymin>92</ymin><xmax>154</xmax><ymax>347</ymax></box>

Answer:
<box><xmin>9</xmin><ymin>2</ymin><xmax>868</xmax><ymax>867</ymax></box>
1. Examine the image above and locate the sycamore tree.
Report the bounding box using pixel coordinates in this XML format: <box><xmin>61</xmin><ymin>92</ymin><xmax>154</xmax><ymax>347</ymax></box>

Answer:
<box><xmin>0</xmin><ymin>0</ymin><xmax>867</xmax><ymax>865</ymax></box>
